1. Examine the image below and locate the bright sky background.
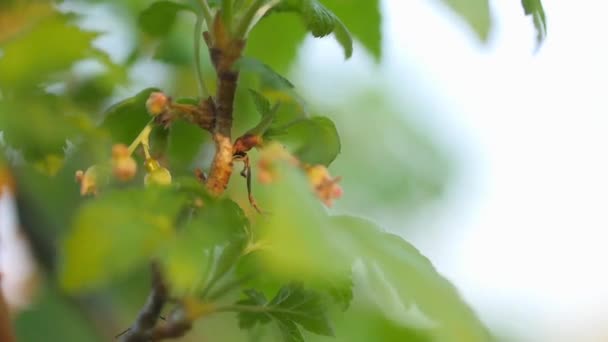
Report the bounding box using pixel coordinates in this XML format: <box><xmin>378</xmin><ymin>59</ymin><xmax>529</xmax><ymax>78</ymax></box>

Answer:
<box><xmin>387</xmin><ymin>1</ymin><xmax>608</xmax><ymax>340</ymax></box>
<box><xmin>294</xmin><ymin>0</ymin><xmax>608</xmax><ymax>341</ymax></box>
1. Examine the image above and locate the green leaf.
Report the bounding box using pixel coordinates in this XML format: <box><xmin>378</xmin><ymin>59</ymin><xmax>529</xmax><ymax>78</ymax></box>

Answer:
<box><xmin>331</xmin><ymin>216</ymin><xmax>491</xmax><ymax>341</ymax></box>
<box><xmin>269</xmin><ymin>116</ymin><xmax>341</xmax><ymax>166</ymax></box>
<box><xmin>253</xmin><ymin>165</ymin><xmax>487</xmax><ymax>340</ymax></box>
<box><xmin>521</xmin><ymin>0</ymin><xmax>547</xmax><ymax>47</ymax></box>
<box><xmin>60</xmin><ymin>188</ymin><xmax>187</xmax><ymax>292</ymax></box>
<box><xmin>244</xmin><ymin>90</ymin><xmax>279</xmax><ymax>136</ymax></box>
<box><xmin>332</xmin><ymin>19</ymin><xmax>353</xmax><ymax>60</ymax></box>
<box><xmin>319</xmin><ymin>0</ymin><xmax>381</xmax><ymax>59</ymax></box>
<box><xmin>15</xmin><ymin>285</ymin><xmax>101</xmax><ymax>342</ymax></box>
<box><xmin>100</xmin><ymin>88</ymin><xmax>160</xmax><ymax>145</ymax></box>
<box><xmin>276</xmin><ymin>319</ymin><xmax>305</xmax><ymax>342</ymax></box>
<box><xmin>439</xmin><ymin>0</ymin><xmax>492</xmax><ymax>42</ymax></box>
<box><xmin>324</xmin><ymin>268</ymin><xmax>353</xmax><ymax>312</ymax></box>
<box><xmin>237</xmin><ymin>283</ymin><xmax>334</xmax><ymax>339</ymax></box>
<box><xmin>167</xmin><ymin>115</ymin><xmax>207</xmax><ymax>173</ymax></box>
<box><xmin>249</xmin><ymin>89</ymin><xmax>272</xmax><ymax>116</ymax></box>
<box><xmin>0</xmin><ymin>94</ymin><xmax>85</xmax><ymax>161</ymax></box>
<box><xmin>138</xmin><ymin>1</ymin><xmax>195</xmax><ymax>37</ymax></box>
<box><xmin>185</xmin><ymin>197</ymin><xmax>249</xmax><ymax>248</ymax></box>
<box><xmin>162</xmin><ymin>198</ymin><xmax>248</xmax><ymax>293</ymax></box>
<box><xmin>269</xmin><ymin>284</ymin><xmax>334</xmax><ymax>336</ymax></box>
<box><xmin>237</xmin><ymin>289</ymin><xmax>272</xmax><ymax>328</ymax></box>
<box><xmin>236</xmin><ymin>57</ymin><xmax>295</xmax><ymax>89</ymax></box>
<box><xmin>329</xmin><ymin>303</ymin><xmax>433</xmax><ymax>342</ymax></box>
<box><xmin>246</xmin><ymin>12</ymin><xmax>307</xmax><ymax>73</ymax></box>
<box><xmin>0</xmin><ymin>13</ymin><xmax>98</xmax><ymax>90</ymax></box>
<box><xmin>272</xmin><ymin>0</ymin><xmax>353</xmax><ymax>58</ymax></box>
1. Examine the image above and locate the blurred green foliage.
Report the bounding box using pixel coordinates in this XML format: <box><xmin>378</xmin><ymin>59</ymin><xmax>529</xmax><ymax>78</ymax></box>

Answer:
<box><xmin>0</xmin><ymin>0</ymin><xmax>545</xmax><ymax>341</ymax></box>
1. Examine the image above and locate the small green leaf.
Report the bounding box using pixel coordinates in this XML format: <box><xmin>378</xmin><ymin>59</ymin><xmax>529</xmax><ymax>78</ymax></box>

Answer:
<box><xmin>276</xmin><ymin>319</ymin><xmax>304</xmax><ymax>342</ymax></box>
<box><xmin>60</xmin><ymin>188</ymin><xmax>187</xmax><ymax>292</ymax></box>
<box><xmin>320</xmin><ymin>0</ymin><xmax>381</xmax><ymax>59</ymax></box>
<box><xmin>100</xmin><ymin>88</ymin><xmax>160</xmax><ymax>145</ymax></box>
<box><xmin>249</xmin><ymin>89</ymin><xmax>272</xmax><ymax>116</ymax></box>
<box><xmin>236</xmin><ymin>57</ymin><xmax>294</xmax><ymax>89</ymax></box>
<box><xmin>237</xmin><ymin>289</ymin><xmax>272</xmax><ymax>329</ymax></box>
<box><xmin>138</xmin><ymin>1</ymin><xmax>195</xmax><ymax>37</ymax></box>
<box><xmin>521</xmin><ymin>0</ymin><xmax>547</xmax><ymax>47</ymax></box>
<box><xmin>269</xmin><ymin>116</ymin><xmax>341</xmax><ymax>166</ymax></box>
<box><xmin>332</xmin><ymin>19</ymin><xmax>353</xmax><ymax>60</ymax></box>
<box><xmin>245</xmin><ymin>90</ymin><xmax>279</xmax><ymax>136</ymax></box>
<box><xmin>272</xmin><ymin>0</ymin><xmax>353</xmax><ymax>58</ymax></box>
<box><xmin>439</xmin><ymin>0</ymin><xmax>492</xmax><ymax>42</ymax></box>
<box><xmin>237</xmin><ymin>283</ymin><xmax>334</xmax><ymax>339</ymax></box>
<box><xmin>269</xmin><ymin>284</ymin><xmax>334</xmax><ymax>336</ymax></box>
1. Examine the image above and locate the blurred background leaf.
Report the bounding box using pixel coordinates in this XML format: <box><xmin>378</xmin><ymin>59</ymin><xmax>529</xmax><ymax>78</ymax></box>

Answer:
<box><xmin>437</xmin><ymin>0</ymin><xmax>492</xmax><ymax>41</ymax></box>
<box><xmin>60</xmin><ymin>188</ymin><xmax>187</xmax><ymax>292</ymax></box>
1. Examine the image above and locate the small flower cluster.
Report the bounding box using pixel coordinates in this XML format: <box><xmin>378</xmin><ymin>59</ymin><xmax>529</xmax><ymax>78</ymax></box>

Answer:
<box><xmin>305</xmin><ymin>165</ymin><xmax>343</xmax><ymax>207</ymax></box>
<box><xmin>76</xmin><ymin>92</ymin><xmax>175</xmax><ymax>196</ymax></box>
<box><xmin>75</xmin><ymin>144</ymin><xmax>173</xmax><ymax>196</ymax></box>
<box><xmin>257</xmin><ymin>143</ymin><xmax>343</xmax><ymax>207</ymax></box>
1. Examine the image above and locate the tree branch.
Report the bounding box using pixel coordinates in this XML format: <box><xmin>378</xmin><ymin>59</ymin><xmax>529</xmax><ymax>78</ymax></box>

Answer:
<box><xmin>204</xmin><ymin>13</ymin><xmax>246</xmax><ymax>196</ymax></box>
<box><xmin>118</xmin><ymin>262</ymin><xmax>169</xmax><ymax>342</ymax></box>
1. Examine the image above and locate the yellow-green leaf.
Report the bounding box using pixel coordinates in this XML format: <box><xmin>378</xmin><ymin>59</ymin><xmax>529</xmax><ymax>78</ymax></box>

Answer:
<box><xmin>60</xmin><ymin>188</ymin><xmax>186</xmax><ymax>292</ymax></box>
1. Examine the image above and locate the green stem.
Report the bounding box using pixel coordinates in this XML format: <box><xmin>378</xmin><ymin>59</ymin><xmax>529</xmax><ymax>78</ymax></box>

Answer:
<box><xmin>215</xmin><ymin>304</ymin><xmax>301</xmax><ymax>316</ymax></box>
<box><xmin>194</xmin><ymin>15</ymin><xmax>210</xmax><ymax>98</ymax></box>
<box><xmin>207</xmin><ymin>274</ymin><xmax>255</xmax><ymax>301</ymax></box>
<box><xmin>198</xmin><ymin>0</ymin><xmax>214</xmax><ymax>35</ymax></box>
<box><xmin>222</xmin><ymin>0</ymin><xmax>233</xmax><ymax>32</ymax></box>
<box><xmin>234</xmin><ymin>0</ymin><xmax>266</xmax><ymax>38</ymax></box>
<box><xmin>127</xmin><ymin>119</ymin><xmax>155</xmax><ymax>156</ymax></box>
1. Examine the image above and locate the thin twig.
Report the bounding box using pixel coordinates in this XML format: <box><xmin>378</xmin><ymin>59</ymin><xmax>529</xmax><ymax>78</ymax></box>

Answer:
<box><xmin>194</xmin><ymin>16</ymin><xmax>211</xmax><ymax>99</ymax></box>
<box><xmin>198</xmin><ymin>0</ymin><xmax>214</xmax><ymax>37</ymax></box>
<box><xmin>234</xmin><ymin>0</ymin><xmax>266</xmax><ymax>38</ymax></box>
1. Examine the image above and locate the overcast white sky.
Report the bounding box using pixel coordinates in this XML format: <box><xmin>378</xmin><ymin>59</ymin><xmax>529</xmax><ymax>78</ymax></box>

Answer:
<box><xmin>387</xmin><ymin>1</ymin><xmax>608</xmax><ymax>340</ymax></box>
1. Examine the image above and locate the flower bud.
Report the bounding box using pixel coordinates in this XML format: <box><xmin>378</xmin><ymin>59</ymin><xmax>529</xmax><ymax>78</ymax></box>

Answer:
<box><xmin>146</xmin><ymin>92</ymin><xmax>170</xmax><ymax>116</ymax></box>
<box><xmin>76</xmin><ymin>166</ymin><xmax>98</xmax><ymax>196</ymax></box>
<box><xmin>111</xmin><ymin>144</ymin><xmax>137</xmax><ymax>181</ymax></box>
<box><xmin>306</xmin><ymin>165</ymin><xmax>343</xmax><ymax>207</ymax></box>
<box><xmin>233</xmin><ymin>134</ymin><xmax>263</xmax><ymax>154</ymax></box>
<box><xmin>144</xmin><ymin>159</ymin><xmax>172</xmax><ymax>186</ymax></box>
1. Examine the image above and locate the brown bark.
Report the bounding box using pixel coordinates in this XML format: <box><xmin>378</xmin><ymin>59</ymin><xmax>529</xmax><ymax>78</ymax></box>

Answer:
<box><xmin>204</xmin><ymin>14</ymin><xmax>246</xmax><ymax>196</ymax></box>
<box><xmin>0</xmin><ymin>278</ymin><xmax>15</xmax><ymax>342</ymax></box>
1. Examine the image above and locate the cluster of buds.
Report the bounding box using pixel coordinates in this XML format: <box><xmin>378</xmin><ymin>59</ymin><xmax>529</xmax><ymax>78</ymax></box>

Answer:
<box><xmin>76</xmin><ymin>143</ymin><xmax>173</xmax><ymax>196</ymax></box>
<box><xmin>256</xmin><ymin>143</ymin><xmax>343</xmax><ymax>207</ymax></box>
<box><xmin>305</xmin><ymin>165</ymin><xmax>343</xmax><ymax>207</ymax></box>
